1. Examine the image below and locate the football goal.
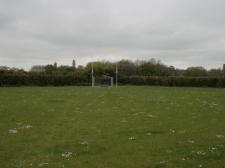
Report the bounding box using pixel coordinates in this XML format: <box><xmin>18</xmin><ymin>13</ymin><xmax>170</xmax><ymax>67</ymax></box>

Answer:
<box><xmin>91</xmin><ymin>63</ymin><xmax>118</xmax><ymax>88</ymax></box>
<box><xmin>93</xmin><ymin>75</ymin><xmax>114</xmax><ymax>87</ymax></box>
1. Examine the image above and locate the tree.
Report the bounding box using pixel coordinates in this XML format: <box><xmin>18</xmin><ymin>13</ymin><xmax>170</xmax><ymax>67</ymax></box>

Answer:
<box><xmin>30</xmin><ymin>65</ymin><xmax>45</xmax><ymax>73</ymax></box>
<box><xmin>223</xmin><ymin>64</ymin><xmax>225</xmax><ymax>75</ymax></box>
<box><xmin>0</xmin><ymin>66</ymin><xmax>10</xmax><ymax>71</ymax></box>
<box><xmin>72</xmin><ymin>59</ymin><xmax>76</xmax><ymax>69</ymax></box>
<box><xmin>86</xmin><ymin>61</ymin><xmax>115</xmax><ymax>77</ymax></box>
<box><xmin>168</xmin><ymin>66</ymin><xmax>176</xmax><ymax>76</ymax></box>
<box><xmin>44</xmin><ymin>64</ymin><xmax>57</xmax><ymax>74</ymax></box>
<box><xmin>57</xmin><ymin>65</ymin><xmax>74</xmax><ymax>75</ymax></box>
<box><xmin>208</xmin><ymin>68</ymin><xmax>222</xmax><ymax>77</ymax></box>
<box><xmin>54</xmin><ymin>62</ymin><xmax>57</xmax><ymax>68</ymax></box>
<box><xmin>117</xmin><ymin>60</ymin><xmax>137</xmax><ymax>76</ymax></box>
<box><xmin>140</xmin><ymin>62</ymin><xmax>156</xmax><ymax>76</ymax></box>
<box><xmin>184</xmin><ymin>67</ymin><xmax>208</xmax><ymax>77</ymax></box>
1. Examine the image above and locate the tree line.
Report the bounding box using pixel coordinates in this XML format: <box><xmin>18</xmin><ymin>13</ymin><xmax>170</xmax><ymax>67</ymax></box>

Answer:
<box><xmin>0</xmin><ymin>59</ymin><xmax>225</xmax><ymax>87</ymax></box>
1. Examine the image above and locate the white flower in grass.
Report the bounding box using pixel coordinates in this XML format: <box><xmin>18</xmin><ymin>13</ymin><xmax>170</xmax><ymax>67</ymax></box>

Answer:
<box><xmin>169</xmin><ymin>129</ymin><xmax>175</xmax><ymax>133</ymax></box>
<box><xmin>18</xmin><ymin>125</ymin><xmax>33</xmax><ymax>129</ymax></box>
<box><xmin>216</xmin><ymin>134</ymin><xmax>224</xmax><ymax>139</ymax></box>
<box><xmin>147</xmin><ymin>114</ymin><xmax>156</xmax><ymax>118</ymax></box>
<box><xmin>209</xmin><ymin>147</ymin><xmax>217</xmax><ymax>152</ymax></box>
<box><xmin>196</xmin><ymin>151</ymin><xmax>206</xmax><ymax>156</ymax></box>
<box><xmin>8</xmin><ymin>129</ymin><xmax>18</xmax><ymax>134</ymax></box>
<box><xmin>61</xmin><ymin>152</ymin><xmax>73</xmax><ymax>159</ymax></box>
<box><xmin>39</xmin><ymin>163</ymin><xmax>48</xmax><ymax>167</ymax></box>
<box><xmin>128</xmin><ymin>137</ymin><xmax>136</xmax><ymax>140</ymax></box>
<box><xmin>25</xmin><ymin>125</ymin><xmax>32</xmax><ymax>129</ymax></box>
<box><xmin>159</xmin><ymin>161</ymin><xmax>168</xmax><ymax>164</ymax></box>
<box><xmin>80</xmin><ymin>141</ymin><xmax>89</xmax><ymax>145</ymax></box>
<box><xmin>188</xmin><ymin>140</ymin><xmax>195</xmax><ymax>144</ymax></box>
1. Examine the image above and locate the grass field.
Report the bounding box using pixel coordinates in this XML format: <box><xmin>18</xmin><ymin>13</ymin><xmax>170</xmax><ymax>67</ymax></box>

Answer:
<box><xmin>0</xmin><ymin>86</ymin><xmax>225</xmax><ymax>168</ymax></box>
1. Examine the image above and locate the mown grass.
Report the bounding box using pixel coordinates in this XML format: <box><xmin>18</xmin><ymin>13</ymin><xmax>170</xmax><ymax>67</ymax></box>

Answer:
<box><xmin>0</xmin><ymin>86</ymin><xmax>225</xmax><ymax>168</ymax></box>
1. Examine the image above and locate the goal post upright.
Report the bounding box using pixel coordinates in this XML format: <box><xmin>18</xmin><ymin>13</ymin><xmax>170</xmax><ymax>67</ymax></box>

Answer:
<box><xmin>116</xmin><ymin>63</ymin><xmax>118</xmax><ymax>88</ymax></box>
<box><xmin>92</xmin><ymin>62</ymin><xmax>94</xmax><ymax>87</ymax></box>
<box><xmin>110</xmin><ymin>77</ymin><xmax>114</xmax><ymax>87</ymax></box>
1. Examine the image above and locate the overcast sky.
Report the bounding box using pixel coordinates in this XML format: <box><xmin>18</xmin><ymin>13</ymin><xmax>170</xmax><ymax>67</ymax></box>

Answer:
<box><xmin>0</xmin><ymin>0</ymin><xmax>225</xmax><ymax>70</ymax></box>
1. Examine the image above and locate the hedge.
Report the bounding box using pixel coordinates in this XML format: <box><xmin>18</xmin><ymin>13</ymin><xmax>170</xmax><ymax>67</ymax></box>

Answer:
<box><xmin>0</xmin><ymin>74</ymin><xmax>225</xmax><ymax>87</ymax></box>
<box><xmin>0</xmin><ymin>74</ymin><xmax>89</xmax><ymax>86</ymax></box>
<box><xmin>118</xmin><ymin>76</ymin><xmax>225</xmax><ymax>87</ymax></box>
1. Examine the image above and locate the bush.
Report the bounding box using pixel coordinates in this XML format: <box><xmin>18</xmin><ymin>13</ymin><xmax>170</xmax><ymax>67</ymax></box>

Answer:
<box><xmin>117</xmin><ymin>76</ymin><xmax>225</xmax><ymax>88</ymax></box>
<box><xmin>0</xmin><ymin>74</ymin><xmax>89</xmax><ymax>86</ymax></box>
<box><xmin>0</xmin><ymin>74</ymin><xmax>225</xmax><ymax>87</ymax></box>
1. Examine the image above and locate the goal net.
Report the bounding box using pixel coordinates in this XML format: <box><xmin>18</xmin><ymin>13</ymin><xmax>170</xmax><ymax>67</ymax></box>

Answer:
<box><xmin>91</xmin><ymin>62</ymin><xmax>118</xmax><ymax>88</ymax></box>
<box><xmin>93</xmin><ymin>75</ymin><xmax>114</xmax><ymax>87</ymax></box>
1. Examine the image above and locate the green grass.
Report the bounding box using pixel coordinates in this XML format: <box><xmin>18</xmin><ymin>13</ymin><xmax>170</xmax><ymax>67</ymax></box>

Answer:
<box><xmin>0</xmin><ymin>86</ymin><xmax>225</xmax><ymax>168</ymax></box>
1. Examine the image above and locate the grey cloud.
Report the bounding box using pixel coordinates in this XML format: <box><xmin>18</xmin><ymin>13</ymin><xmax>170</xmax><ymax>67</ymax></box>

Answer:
<box><xmin>0</xmin><ymin>0</ymin><xmax>225</xmax><ymax>70</ymax></box>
